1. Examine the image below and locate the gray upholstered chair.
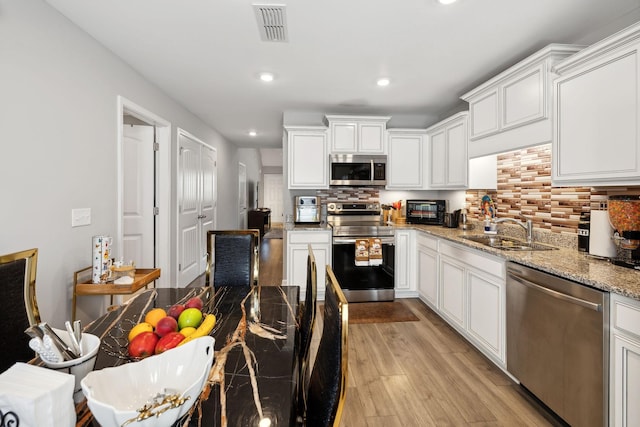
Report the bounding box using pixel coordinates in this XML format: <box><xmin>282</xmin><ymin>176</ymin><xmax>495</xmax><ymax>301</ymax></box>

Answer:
<box><xmin>297</xmin><ymin>244</ymin><xmax>318</xmax><ymax>415</ymax></box>
<box><xmin>0</xmin><ymin>248</ymin><xmax>40</xmax><ymax>372</ymax></box>
<box><xmin>205</xmin><ymin>229</ymin><xmax>260</xmax><ymax>286</ymax></box>
<box><xmin>304</xmin><ymin>265</ymin><xmax>348</xmax><ymax>427</ymax></box>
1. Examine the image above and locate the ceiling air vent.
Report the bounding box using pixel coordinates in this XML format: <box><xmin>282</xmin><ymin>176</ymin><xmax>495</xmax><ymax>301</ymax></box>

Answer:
<box><xmin>253</xmin><ymin>4</ymin><xmax>288</xmax><ymax>42</ymax></box>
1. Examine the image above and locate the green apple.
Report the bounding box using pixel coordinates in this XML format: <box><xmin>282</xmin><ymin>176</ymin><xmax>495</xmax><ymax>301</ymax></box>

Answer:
<box><xmin>178</xmin><ymin>308</ymin><xmax>203</xmax><ymax>329</ymax></box>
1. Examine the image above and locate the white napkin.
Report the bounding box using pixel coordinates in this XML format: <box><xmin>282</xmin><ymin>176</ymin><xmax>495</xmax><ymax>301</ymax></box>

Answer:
<box><xmin>0</xmin><ymin>363</ymin><xmax>76</xmax><ymax>427</ymax></box>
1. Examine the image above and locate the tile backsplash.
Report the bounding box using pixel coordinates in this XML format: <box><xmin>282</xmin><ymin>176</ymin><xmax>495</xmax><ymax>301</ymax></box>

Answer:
<box><xmin>466</xmin><ymin>144</ymin><xmax>613</xmax><ymax>235</ymax></box>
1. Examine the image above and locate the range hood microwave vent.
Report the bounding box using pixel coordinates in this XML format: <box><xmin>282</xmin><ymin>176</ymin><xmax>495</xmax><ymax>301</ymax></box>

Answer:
<box><xmin>253</xmin><ymin>4</ymin><xmax>288</xmax><ymax>42</ymax></box>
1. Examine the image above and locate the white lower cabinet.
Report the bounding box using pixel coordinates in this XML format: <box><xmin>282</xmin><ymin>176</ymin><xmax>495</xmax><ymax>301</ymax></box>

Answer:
<box><xmin>285</xmin><ymin>230</ymin><xmax>332</xmax><ymax>299</ymax></box>
<box><xmin>437</xmin><ymin>240</ymin><xmax>506</xmax><ymax>366</ymax></box>
<box><xmin>394</xmin><ymin>229</ymin><xmax>417</xmax><ymax>297</ymax></box>
<box><xmin>610</xmin><ymin>293</ymin><xmax>640</xmax><ymax>427</ymax></box>
<box><xmin>416</xmin><ymin>233</ymin><xmax>439</xmax><ymax>310</ymax></box>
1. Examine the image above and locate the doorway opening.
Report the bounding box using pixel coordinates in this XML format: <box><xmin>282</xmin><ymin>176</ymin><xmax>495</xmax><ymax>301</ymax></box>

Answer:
<box><xmin>117</xmin><ymin>96</ymin><xmax>171</xmax><ymax>289</ymax></box>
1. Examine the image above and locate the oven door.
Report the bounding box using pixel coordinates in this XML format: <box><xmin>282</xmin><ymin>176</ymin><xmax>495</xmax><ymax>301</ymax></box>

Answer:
<box><xmin>332</xmin><ymin>236</ymin><xmax>395</xmax><ymax>302</ymax></box>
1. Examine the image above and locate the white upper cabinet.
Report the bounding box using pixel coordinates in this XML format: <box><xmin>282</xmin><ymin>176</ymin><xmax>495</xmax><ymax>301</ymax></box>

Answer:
<box><xmin>461</xmin><ymin>44</ymin><xmax>582</xmax><ymax>158</ymax></box>
<box><xmin>427</xmin><ymin>112</ymin><xmax>469</xmax><ymax>189</ymax></box>
<box><xmin>285</xmin><ymin>126</ymin><xmax>329</xmax><ymax>189</ymax></box>
<box><xmin>325</xmin><ymin>115</ymin><xmax>390</xmax><ymax>154</ymax></box>
<box><xmin>386</xmin><ymin>129</ymin><xmax>427</xmax><ymax>189</ymax></box>
<box><xmin>552</xmin><ymin>22</ymin><xmax>640</xmax><ymax>186</ymax></box>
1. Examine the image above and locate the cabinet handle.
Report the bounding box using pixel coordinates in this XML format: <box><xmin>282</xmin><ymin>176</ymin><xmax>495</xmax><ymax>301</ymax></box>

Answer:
<box><xmin>197</xmin><ymin>215</ymin><xmax>207</xmax><ymax>219</ymax></box>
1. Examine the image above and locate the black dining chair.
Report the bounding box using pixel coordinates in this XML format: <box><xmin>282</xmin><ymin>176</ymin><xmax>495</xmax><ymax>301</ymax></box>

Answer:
<box><xmin>205</xmin><ymin>229</ymin><xmax>260</xmax><ymax>286</ymax></box>
<box><xmin>303</xmin><ymin>265</ymin><xmax>348</xmax><ymax>427</ymax></box>
<box><xmin>297</xmin><ymin>244</ymin><xmax>318</xmax><ymax>415</ymax></box>
<box><xmin>0</xmin><ymin>248</ymin><xmax>40</xmax><ymax>372</ymax></box>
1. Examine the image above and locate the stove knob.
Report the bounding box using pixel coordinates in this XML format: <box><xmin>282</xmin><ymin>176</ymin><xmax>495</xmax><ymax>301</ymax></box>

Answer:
<box><xmin>327</xmin><ymin>203</ymin><xmax>336</xmax><ymax>211</ymax></box>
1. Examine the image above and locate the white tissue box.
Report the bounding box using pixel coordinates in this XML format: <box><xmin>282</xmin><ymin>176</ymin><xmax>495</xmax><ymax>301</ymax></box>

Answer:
<box><xmin>0</xmin><ymin>363</ymin><xmax>76</xmax><ymax>427</ymax></box>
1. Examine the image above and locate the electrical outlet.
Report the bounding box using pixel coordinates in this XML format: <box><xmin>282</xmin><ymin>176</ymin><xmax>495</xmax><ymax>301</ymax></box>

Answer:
<box><xmin>72</xmin><ymin>208</ymin><xmax>91</xmax><ymax>227</ymax></box>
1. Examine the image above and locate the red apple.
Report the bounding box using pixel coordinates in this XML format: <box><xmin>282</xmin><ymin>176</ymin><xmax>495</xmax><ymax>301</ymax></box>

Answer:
<box><xmin>155</xmin><ymin>332</ymin><xmax>185</xmax><ymax>354</ymax></box>
<box><xmin>128</xmin><ymin>331</ymin><xmax>159</xmax><ymax>359</ymax></box>
<box><xmin>185</xmin><ymin>297</ymin><xmax>203</xmax><ymax>310</ymax></box>
<box><xmin>167</xmin><ymin>304</ymin><xmax>186</xmax><ymax>320</ymax></box>
<box><xmin>155</xmin><ymin>316</ymin><xmax>178</xmax><ymax>337</ymax></box>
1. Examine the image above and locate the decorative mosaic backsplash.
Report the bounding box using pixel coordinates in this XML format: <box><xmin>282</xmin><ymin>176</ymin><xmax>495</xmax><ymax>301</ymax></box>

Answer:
<box><xmin>466</xmin><ymin>144</ymin><xmax>610</xmax><ymax>235</ymax></box>
<box><xmin>316</xmin><ymin>188</ymin><xmax>380</xmax><ymax>204</ymax></box>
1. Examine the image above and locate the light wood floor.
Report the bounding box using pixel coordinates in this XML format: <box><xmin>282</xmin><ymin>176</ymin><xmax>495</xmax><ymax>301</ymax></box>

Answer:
<box><xmin>256</xmin><ymin>236</ymin><xmax>562</xmax><ymax>426</ymax></box>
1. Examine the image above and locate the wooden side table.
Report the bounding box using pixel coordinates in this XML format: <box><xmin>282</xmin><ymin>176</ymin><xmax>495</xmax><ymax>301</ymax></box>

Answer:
<box><xmin>72</xmin><ymin>267</ymin><xmax>161</xmax><ymax>321</ymax></box>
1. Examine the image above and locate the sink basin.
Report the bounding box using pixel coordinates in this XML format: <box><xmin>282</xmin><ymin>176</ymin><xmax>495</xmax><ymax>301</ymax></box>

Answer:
<box><xmin>461</xmin><ymin>235</ymin><xmax>558</xmax><ymax>251</ymax></box>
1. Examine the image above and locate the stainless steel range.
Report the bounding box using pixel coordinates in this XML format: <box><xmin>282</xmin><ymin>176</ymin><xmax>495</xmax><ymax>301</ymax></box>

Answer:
<box><xmin>327</xmin><ymin>202</ymin><xmax>395</xmax><ymax>302</ymax></box>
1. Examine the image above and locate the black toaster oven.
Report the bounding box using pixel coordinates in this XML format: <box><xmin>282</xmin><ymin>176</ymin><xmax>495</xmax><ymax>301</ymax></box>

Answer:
<box><xmin>406</xmin><ymin>200</ymin><xmax>446</xmax><ymax>225</ymax></box>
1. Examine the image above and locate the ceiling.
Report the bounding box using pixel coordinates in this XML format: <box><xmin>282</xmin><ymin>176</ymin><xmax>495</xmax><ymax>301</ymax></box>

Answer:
<box><xmin>45</xmin><ymin>0</ymin><xmax>640</xmax><ymax>150</ymax></box>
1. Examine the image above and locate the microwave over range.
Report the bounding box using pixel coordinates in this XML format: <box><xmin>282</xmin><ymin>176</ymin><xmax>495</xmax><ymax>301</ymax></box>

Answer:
<box><xmin>329</xmin><ymin>154</ymin><xmax>386</xmax><ymax>187</ymax></box>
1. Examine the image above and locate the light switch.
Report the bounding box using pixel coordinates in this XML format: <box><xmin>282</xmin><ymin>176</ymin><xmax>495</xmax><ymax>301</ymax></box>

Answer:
<box><xmin>72</xmin><ymin>208</ymin><xmax>91</xmax><ymax>227</ymax></box>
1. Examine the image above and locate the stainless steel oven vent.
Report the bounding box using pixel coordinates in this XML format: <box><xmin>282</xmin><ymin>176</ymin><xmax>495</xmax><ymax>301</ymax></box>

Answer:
<box><xmin>253</xmin><ymin>4</ymin><xmax>288</xmax><ymax>42</ymax></box>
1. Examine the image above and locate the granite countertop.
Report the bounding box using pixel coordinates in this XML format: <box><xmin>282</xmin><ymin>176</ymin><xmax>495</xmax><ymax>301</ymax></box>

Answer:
<box><xmin>402</xmin><ymin>223</ymin><xmax>640</xmax><ymax>301</ymax></box>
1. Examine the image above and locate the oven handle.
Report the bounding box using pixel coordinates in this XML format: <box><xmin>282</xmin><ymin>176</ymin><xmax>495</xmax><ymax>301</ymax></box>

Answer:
<box><xmin>333</xmin><ymin>237</ymin><xmax>396</xmax><ymax>245</ymax></box>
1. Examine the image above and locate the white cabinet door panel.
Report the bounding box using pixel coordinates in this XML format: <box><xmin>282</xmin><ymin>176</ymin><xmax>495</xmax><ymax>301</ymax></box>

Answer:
<box><xmin>430</xmin><ymin>130</ymin><xmax>446</xmax><ymax>187</ymax></box>
<box><xmin>502</xmin><ymin>65</ymin><xmax>545</xmax><ymax>129</ymax></box>
<box><xmin>467</xmin><ymin>270</ymin><xmax>503</xmax><ymax>361</ymax></box>
<box><xmin>331</xmin><ymin>122</ymin><xmax>357</xmax><ymax>152</ymax></box>
<box><xmin>359</xmin><ymin>122</ymin><xmax>385</xmax><ymax>153</ymax></box>
<box><xmin>446</xmin><ymin>121</ymin><xmax>468</xmax><ymax>187</ymax></box>
<box><xmin>556</xmin><ymin>52</ymin><xmax>637</xmax><ymax>179</ymax></box>
<box><xmin>387</xmin><ymin>133</ymin><xmax>424</xmax><ymax>189</ymax></box>
<box><xmin>611</xmin><ymin>334</ymin><xmax>640</xmax><ymax>427</ymax></box>
<box><xmin>470</xmin><ymin>89</ymin><xmax>500</xmax><ymax>139</ymax></box>
<box><xmin>417</xmin><ymin>245</ymin><xmax>438</xmax><ymax>309</ymax></box>
<box><xmin>440</xmin><ymin>256</ymin><xmax>465</xmax><ymax>330</ymax></box>
<box><xmin>287</xmin><ymin>128</ymin><xmax>328</xmax><ymax>189</ymax></box>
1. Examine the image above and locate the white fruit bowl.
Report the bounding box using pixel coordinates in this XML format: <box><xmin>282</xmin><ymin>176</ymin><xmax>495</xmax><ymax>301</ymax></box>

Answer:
<box><xmin>81</xmin><ymin>336</ymin><xmax>214</xmax><ymax>427</ymax></box>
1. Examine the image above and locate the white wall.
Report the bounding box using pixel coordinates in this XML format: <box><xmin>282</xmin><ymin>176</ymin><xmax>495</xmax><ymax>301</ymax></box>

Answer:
<box><xmin>0</xmin><ymin>0</ymin><xmax>239</xmax><ymax>327</ymax></box>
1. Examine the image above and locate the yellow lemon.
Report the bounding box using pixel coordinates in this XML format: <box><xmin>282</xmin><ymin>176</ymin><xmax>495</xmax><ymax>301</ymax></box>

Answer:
<box><xmin>179</xmin><ymin>326</ymin><xmax>197</xmax><ymax>337</ymax></box>
<box><xmin>128</xmin><ymin>322</ymin><xmax>154</xmax><ymax>342</ymax></box>
<box><xmin>144</xmin><ymin>308</ymin><xmax>167</xmax><ymax>328</ymax></box>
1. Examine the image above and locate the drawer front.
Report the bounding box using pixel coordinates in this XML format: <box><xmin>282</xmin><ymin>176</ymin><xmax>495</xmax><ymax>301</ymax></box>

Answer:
<box><xmin>416</xmin><ymin>232</ymin><xmax>438</xmax><ymax>251</ymax></box>
<box><xmin>287</xmin><ymin>230</ymin><xmax>331</xmax><ymax>245</ymax></box>
<box><xmin>612</xmin><ymin>294</ymin><xmax>640</xmax><ymax>339</ymax></box>
<box><xmin>439</xmin><ymin>241</ymin><xmax>505</xmax><ymax>279</ymax></box>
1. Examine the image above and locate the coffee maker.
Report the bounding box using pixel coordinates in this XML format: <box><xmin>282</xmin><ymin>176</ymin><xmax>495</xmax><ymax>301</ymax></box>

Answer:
<box><xmin>608</xmin><ymin>195</ymin><xmax>640</xmax><ymax>269</ymax></box>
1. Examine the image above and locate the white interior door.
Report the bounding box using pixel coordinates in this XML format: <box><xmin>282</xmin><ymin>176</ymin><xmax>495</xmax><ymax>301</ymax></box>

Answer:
<box><xmin>178</xmin><ymin>134</ymin><xmax>200</xmax><ymax>286</ymax></box>
<box><xmin>238</xmin><ymin>162</ymin><xmax>247</xmax><ymax>228</ymax></box>
<box><xmin>178</xmin><ymin>130</ymin><xmax>218</xmax><ymax>286</ymax></box>
<box><xmin>123</xmin><ymin>124</ymin><xmax>155</xmax><ymax>267</ymax></box>
<box><xmin>263</xmin><ymin>174</ymin><xmax>283</xmax><ymax>224</ymax></box>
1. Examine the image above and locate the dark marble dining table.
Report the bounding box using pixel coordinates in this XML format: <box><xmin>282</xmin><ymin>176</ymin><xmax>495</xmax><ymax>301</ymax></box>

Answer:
<box><xmin>75</xmin><ymin>285</ymin><xmax>300</xmax><ymax>427</ymax></box>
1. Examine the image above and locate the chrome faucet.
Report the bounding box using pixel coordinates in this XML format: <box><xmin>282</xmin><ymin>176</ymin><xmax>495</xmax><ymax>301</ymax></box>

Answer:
<box><xmin>493</xmin><ymin>216</ymin><xmax>534</xmax><ymax>244</ymax></box>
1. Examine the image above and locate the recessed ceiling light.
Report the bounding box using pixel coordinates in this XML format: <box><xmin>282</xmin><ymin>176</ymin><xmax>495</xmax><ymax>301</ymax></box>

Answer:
<box><xmin>377</xmin><ymin>78</ymin><xmax>390</xmax><ymax>87</ymax></box>
<box><xmin>259</xmin><ymin>72</ymin><xmax>274</xmax><ymax>82</ymax></box>
<box><xmin>438</xmin><ymin>0</ymin><xmax>457</xmax><ymax>4</ymax></box>
<box><xmin>249</xmin><ymin>130</ymin><xmax>257</xmax><ymax>137</ymax></box>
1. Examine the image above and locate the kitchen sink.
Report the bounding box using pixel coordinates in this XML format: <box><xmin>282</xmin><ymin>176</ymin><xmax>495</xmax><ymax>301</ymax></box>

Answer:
<box><xmin>461</xmin><ymin>235</ymin><xmax>558</xmax><ymax>251</ymax></box>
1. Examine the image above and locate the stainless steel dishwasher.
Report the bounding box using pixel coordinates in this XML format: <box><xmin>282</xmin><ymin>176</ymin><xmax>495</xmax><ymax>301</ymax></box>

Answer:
<box><xmin>506</xmin><ymin>262</ymin><xmax>609</xmax><ymax>427</ymax></box>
